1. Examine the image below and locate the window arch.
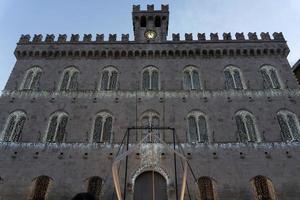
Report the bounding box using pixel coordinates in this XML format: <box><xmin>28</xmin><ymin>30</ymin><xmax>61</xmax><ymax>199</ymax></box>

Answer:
<box><xmin>29</xmin><ymin>176</ymin><xmax>52</xmax><ymax>200</ymax></box>
<box><xmin>87</xmin><ymin>176</ymin><xmax>103</xmax><ymax>200</ymax></box>
<box><xmin>251</xmin><ymin>176</ymin><xmax>277</xmax><ymax>200</ymax></box>
<box><xmin>100</xmin><ymin>66</ymin><xmax>118</xmax><ymax>91</ymax></box>
<box><xmin>59</xmin><ymin>67</ymin><xmax>79</xmax><ymax>91</ymax></box>
<box><xmin>183</xmin><ymin>66</ymin><xmax>201</xmax><ymax>90</ymax></box>
<box><xmin>91</xmin><ymin>112</ymin><xmax>113</xmax><ymax>143</ymax></box>
<box><xmin>235</xmin><ymin>110</ymin><xmax>261</xmax><ymax>143</ymax></box>
<box><xmin>187</xmin><ymin>111</ymin><xmax>208</xmax><ymax>143</ymax></box>
<box><xmin>45</xmin><ymin>112</ymin><xmax>68</xmax><ymax>143</ymax></box>
<box><xmin>140</xmin><ymin>16</ymin><xmax>147</xmax><ymax>27</ymax></box>
<box><xmin>142</xmin><ymin>66</ymin><xmax>159</xmax><ymax>91</ymax></box>
<box><xmin>198</xmin><ymin>177</ymin><xmax>216</xmax><ymax>200</ymax></box>
<box><xmin>21</xmin><ymin>66</ymin><xmax>42</xmax><ymax>90</ymax></box>
<box><xmin>1</xmin><ymin>110</ymin><xmax>26</xmax><ymax>142</ymax></box>
<box><xmin>224</xmin><ymin>66</ymin><xmax>245</xmax><ymax>90</ymax></box>
<box><xmin>140</xmin><ymin>111</ymin><xmax>160</xmax><ymax>142</ymax></box>
<box><xmin>260</xmin><ymin>65</ymin><xmax>282</xmax><ymax>89</ymax></box>
<box><xmin>277</xmin><ymin>110</ymin><xmax>300</xmax><ymax>141</ymax></box>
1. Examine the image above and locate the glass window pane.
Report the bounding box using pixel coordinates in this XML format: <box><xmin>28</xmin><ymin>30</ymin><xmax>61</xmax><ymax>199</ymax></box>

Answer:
<box><xmin>235</xmin><ymin>115</ymin><xmax>248</xmax><ymax>142</ymax></box>
<box><xmin>277</xmin><ymin>114</ymin><xmax>292</xmax><ymax>141</ymax></box>
<box><xmin>245</xmin><ymin>115</ymin><xmax>257</xmax><ymax>142</ymax></box>
<box><xmin>93</xmin><ymin>116</ymin><xmax>103</xmax><ymax>143</ymax></box>
<box><xmin>192</xmin><ymin>71</ymin><xmax>201</xmax><ymax>90</ymax></box>
<box><xmin>287</xmin><ymin>114</ymin><xmax>300</xmax><ymax>140</ymax></box>
<box><xmin>224</xmin><ymin>70</ymin><xmax>234</xmax><ymax>89</ymax></box>
<box><xmin>233</xmin><ymin>70</ymin><xmax>243</xmax><ymax>89</ymax></box>
<box><xmin>101</xmin><ymin>71</ymin><xmax>109</xmax><ymax>90</ymax></box>
<box><xmin>69</xmin><ymin>72</ymin><xmax>78</xmax><ymax>91</ymax></box>
<box><xmin>151</xmin><ymin>71</ymin><xmax>159</xmax><ymax>90</ymax></box>
<box><xmin>270</xmin><ymin>69</ymin><xmax>280</xmax><ymax>89</ymax></box>
<box><xmin>47</xmin><ymin>116</ymin><xmax>58</xmax><ymax>142</ymax></box>
<box><xmin>11</xmin><ymin>116</ymin><xmax>26</xmax><ymax>142</ymax></box>
<box><xmin>183</xmin><ymin>71</ymin><xmax>192</xmax><ymax>90</ymax></box>
<box><xmin>31</xmin><ymin>71</ymin><xmax>42</xmax><ymax>90</ymax></box>
<box><xmin>188</xmin><ymin>116</ymin><xmax>198</xmax><ymax>142</ymax></box>
<box><xmin>23</xmin><ymin>71</ymin><xmax>33</xmax><ymax>90</ymax></box>
<box><xmin>60</xmin><ymin>71</ymin><xmax>70</xmax><ymax>91</ymax></box>
<box><xmin>142</xmin><ymin>71</ymin><xmax>150</xmax><ymax>90</ymax></box>
<box><xmin>198</xmin><ymin>116</ymin><xmax>208</xmax><ymax>142</ymax></box>
<box><xmin>109</xmin><ymin>71</ymin><xmax>118</xmax><ymax>90</ymax></box>
<box><xmin>55</xmin><ymin>115</ymin><xmax>68</xmax><ymax>142</ymax></box>
<box><xmin>4</xmin><ymin>115</ymin><xmax>16</xmax><ymax>141</ymax></box>
<box><xmin>102</xmin><ymin>117</ymin><xmax>112</xmax><ymax>142</ymax></box>
<box><xmin>261</xmin><ymin>70</ymin><xmax>272</xmax><ymax>89</ymax></box>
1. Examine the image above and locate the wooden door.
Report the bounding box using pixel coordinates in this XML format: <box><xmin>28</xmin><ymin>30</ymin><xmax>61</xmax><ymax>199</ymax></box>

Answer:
<box><xmin>134</xmin><ymin>171</ymin><xmax>167</xmax><ymax>200</ymax></box>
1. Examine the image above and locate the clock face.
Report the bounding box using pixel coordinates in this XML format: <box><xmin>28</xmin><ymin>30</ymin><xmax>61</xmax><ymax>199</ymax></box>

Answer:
<box><xmin>144</xmin><ymin>30</ymin><xmax>157</xmax><ymax>40</ymax></box>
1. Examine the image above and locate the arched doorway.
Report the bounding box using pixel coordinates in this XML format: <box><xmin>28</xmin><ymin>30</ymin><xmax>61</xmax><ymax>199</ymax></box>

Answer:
<box><xmin>134</xmin><ymin>171</ymin><xmax>167</xmax><ymax>200</ymax></box>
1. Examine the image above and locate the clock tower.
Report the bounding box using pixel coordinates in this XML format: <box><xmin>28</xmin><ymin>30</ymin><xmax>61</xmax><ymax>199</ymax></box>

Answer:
<box><xmin>132</xmin><ymin>4</ymin><xmax>169</xmax><ymax>43</ymax></box>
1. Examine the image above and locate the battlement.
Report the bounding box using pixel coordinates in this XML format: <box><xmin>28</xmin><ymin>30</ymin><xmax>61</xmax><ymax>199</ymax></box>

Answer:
<box><xmin>18</xmin><ymin>32</ymin><xmax>285</xmax><ymax>44</ymax></box>
<box><xmin>132</xmin><ymin>4</ymin><xmax>169</xmax><ymax>12</ymax></box>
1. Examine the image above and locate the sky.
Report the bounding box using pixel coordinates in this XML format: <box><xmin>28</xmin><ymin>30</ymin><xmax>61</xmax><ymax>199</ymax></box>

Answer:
<box><xmin>0</xmin><ymin>0</ymin><xmax>299</xmax><ymax>90</ymax></box>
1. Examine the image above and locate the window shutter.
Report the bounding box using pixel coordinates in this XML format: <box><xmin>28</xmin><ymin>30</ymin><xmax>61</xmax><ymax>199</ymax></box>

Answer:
<box><xmin>261</xmin><ymin>70</ymin><xmax>272</xmax><ymax>89</ymax></box>
<box><xmin>151</xmin><ymin>71</ymin><xmax>159</xmax><ymax>90</ymax></box>
<box><xmin>188</xmin><ymin>116</ymin><xmax>198</xmax><ymax>142</ymax></box>
<box><xmin>142</xmin><ymin>71</ymin><xmax>150</xmax><ymax>90</ymax></box>
<box><xmin>93</xmin><ymin>116</ymin><xmax>103</xmax><ymax>143</ymax></box>
<box><xmin>277</xmin><ymin>114</ymin><xmax>292</xmax><ymax>141</ymax></box>
<box><xmin>60</xmin><ymin>71</ymin><xmax>70</xmax><ymax>91</ymax></box>
<box><xmin>235</xmin><ymin>115</ymin><xmax>248</xmax><ymax>142</ymax></box>
<box><xmin>198</xmin><ymin>116</ymin><xmax>208</xmax><ymax>142</ymax></box>
<box><xmin>224</xmin><ymin>70</ymin><xmax>234</xmax><ymax>89</ymax></box>
<box><xmin>102</xmin><ymin>117</ymin><xmax>112</xmax><ymax>142</ymax></box>
<box><xmin>192</xmin><ymin>71</ymin><xmax>201</xmax><ymax>90</ymax></box>
<box><xmin>31</xmin><ymin>71</ymin><xmax>42</xmax><ymax>90</ymax></box>
<box><xmin>55</xmin><ymin>115</ymin><xmax>68</xmax><ymax>142</ymax></box>
<box><xmin>101</xmin><ymin>71</ymin><xmax>109</xmax><ymax>90</ymax></box>
<box><xmin>233</xmin><ymin>70</ymin><xmax>243</xmax><ymax>89</ymax></box>
<box><xmin>12</xmin><ymin>116</ymin><xmax>26</xmax><ymax>142</ymax></box>
<box><xmin>4</xmin><ymin>115</ymin><xmax>16</xmax><ymax>141</ymax></box>
<box><xmin>47</xmin><ymin>116</ymin><xmax>58</xmax><ymax>142</ymax></box>
<box><xmin>109</xmin><ymin>71</ymin><xmax>118</xmax><ymax>90</ymax></box>
<box><xmin>23</xmin><ymin>71</ymin><xmax>33</xmax><ymax>90</ymax></box>
<box><xmin>245</xmin><ymin>115</ymin><xmax>257</xmax><ymax>142</ymax></box>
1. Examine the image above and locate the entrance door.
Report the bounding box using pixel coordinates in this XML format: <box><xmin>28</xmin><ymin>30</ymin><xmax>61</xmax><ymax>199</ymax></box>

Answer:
<box><xmin>134</xmin><ymin>171</ymin><xmax>167</xmax><ymax>200</ymax></box>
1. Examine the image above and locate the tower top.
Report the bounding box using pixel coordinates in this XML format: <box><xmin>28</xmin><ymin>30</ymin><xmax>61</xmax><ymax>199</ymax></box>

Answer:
<box><xmin>132</xmin><ymin>5</ymin><xmax>169</xmax><ymax>43</ymax></box>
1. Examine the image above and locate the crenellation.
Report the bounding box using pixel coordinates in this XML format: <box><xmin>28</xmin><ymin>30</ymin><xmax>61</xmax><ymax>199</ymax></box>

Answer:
<box><xmin>109</xmin><ymin>34</ymin><xmax>117</xmax><ymax>42</ymax></box>
<box><xmin>83</xmin><ymin>34</ymin><xmax>92</xmax><ymax>42</ymax></box>
<box><xmin>45</xmin><ymin>34</ymin><xmax>55</xmax><ymax>43</ymax></box>
<box><xmin>223</xmin><ymin>32</ymin><xmax>232</xmax><ymax>40</ymax></box>
<box><xmin>161</xmin><ymin>4</ymin><xmax>169</xmax><ymax>12</ymax></box>
<box><xmin>57</xmin><ymin>34</ymin><xmax>67</xmax><ymax>43</ymax></box>
<box><xmin>185</xmin><ymin>33</ymin><xmax>193</xmax><ymax>41</ymax></box>
<box><xmin>96</xmin><ymin>34</ymin><xmax>104</xmax><ymax>42</ymax></box>
<box><xmin>147</xmin><ymin>4</ymin><xmax>154</xmax><ymax>11</ymax></box>
<box><xmin>172</xmin><ymin>33</ymin><xmax>180</xmax><ymax>41</ymax></box>
<box><xmin>235</xmin><ymin>32</ymin><xmax>245</xmax><ymax>40</ymax></box>
<box><xmin>32</xmin><ymin>34</ymin><xmax>43</xmax><ymax>43</ymax></box>
<box><xmin>19</xmin><ymin>34</ymin><xmax>30</xmax><ymax>43</ymax></box>
<box><xmin>121</xmin><ymin>34</ymin><xmax>129</xmax><ymax>42</ymax></box>
<box><xmin>70</xmin><ymin>34</ymin><xmax>80</xmax><ymax>42</ymax></box>
<box><xmin>273</xmin><ymin>32</ymin><xmax>285</xmax><ymax>41</ymax></box>
<box><xmin>248</xmin><ymin>32</ymin><xmax>258</xmax><ymax>40</ymax></box>
<box><xmin>132</xmin><ymin>5</ymin><xmax>140</xmax><ymax>12</ymax></box>
<box><xmin>197</xmin><ymin>33</ymin><xmax>206</xmax><ymax>41</ymax></box>
<box><xmin>210</xmin><ymin>33</ymin><xmax>219</xmax><ymax>41</ymax></box>
<box><xmin>261</xmin><ymin>32</ymin><xmax>271</xmax><ymax>40</ymax></box>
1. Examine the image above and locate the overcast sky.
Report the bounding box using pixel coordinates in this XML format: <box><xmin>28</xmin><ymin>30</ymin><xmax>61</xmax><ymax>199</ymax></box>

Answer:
<box><xmin>0</xmin><ymin>0</ymin><xmax>299</xmax><ymax>90</ymax></box>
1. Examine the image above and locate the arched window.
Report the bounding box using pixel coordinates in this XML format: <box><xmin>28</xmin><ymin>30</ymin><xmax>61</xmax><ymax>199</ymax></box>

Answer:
<box><xmin>277</xmin><ymin>110</ymin><xmax>300</xmax><ymax>141</ymax></box>
<box><xmin>198</xmin><ymin>177</ymin><xmax>216</xmax><ymax>200</ymax></box>
<box><xmin>100</xmin><ymin>66</ymin><xmax>118</xmax><ymax>91</ymax></box>
<box><xmin>29</xmin><ymin>176</ymin><xmax>52</xmax><ymax>200</ymax></box>
<box><xmin>235</xmin><ymin>110</ymin><xmax>261</xmax><ymax>143</ymax></box>
<box><xmin>140</xmin><ymin>16</ymin><xmax>147</xmax><ymax>27</ymax></box>
<box><xmin>224</xmin><ymin>66</ymin><xmax>245</xmax><ymax>90</ymax></box>
<box><xmin>87</xmin><ymin>176</ymin><xmax>102</xmax><ymax>200</ymax></box>
<box><xmin>251</xmin><ymin>176</ymin><xmax>277</xmax><ymax>200</ymax></box>
<box><xmin>260</xmin><ymin>65</ymin><xmax>282</xmax><ymax>89</ymax></box>
<box><xmin>45</xmin><ymin>112</ymin><xmax>68</xmax><ymax>143</ymax></box>
<box><xmin>183</xmin><ymin>66</ymin><xmax>201</xmax><ymax>90</ymax></box>
<box><xmin>59</xmin><ymin>67</ymin><xmax>79</xmax><ymax>91</ymax></box>
<box><xmin>92</xmin><ymin>112</ymin><xmax>113</xmax><ymax>143</ymax></box>
<box><xmin>140</xmin><ymin>111</ymin><xmax>160</xmax><ymax>142</ymax></box>
<box><xmin>155</xmin><ymin>16</ymin><xmax>161</xmax><ymax>27</ymax></box>
<box><xmin>142</xmin><ymin>66</ymin><xmax>159</xmax><ymax>91</ymax></box>
<box><xmin>187</xmin><ymin>111</ymin><xmax>208</xmax><ymax>143</ymax></box>
<box><xmin>1</xmin><ymin>110</ymin><xmax>26</xmax><ymax>142</ymax></box>
<box><xmin>21</xmin><ymin>66</ymin><xmax>42</xmax><ymax>90</ymax></box>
